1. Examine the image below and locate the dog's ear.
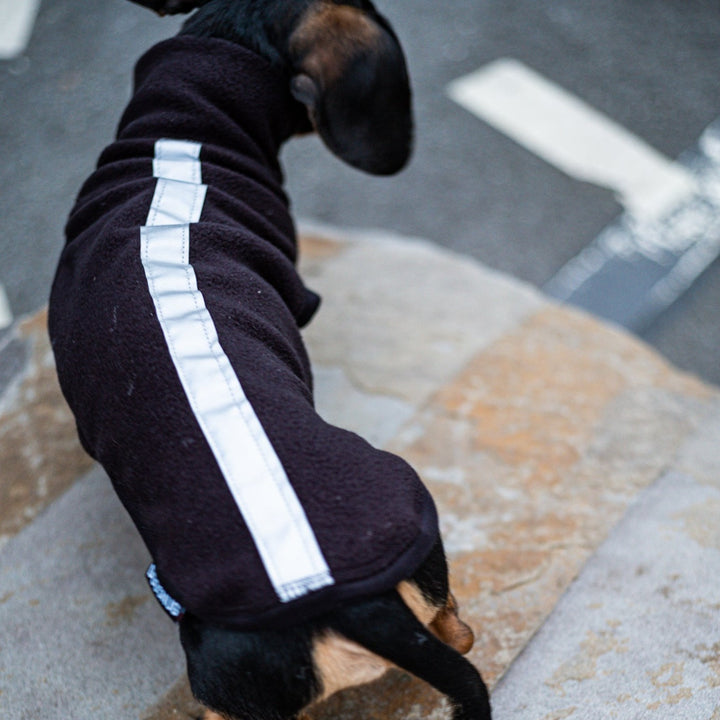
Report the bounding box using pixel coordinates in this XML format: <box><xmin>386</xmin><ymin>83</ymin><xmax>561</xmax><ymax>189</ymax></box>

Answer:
<box><xmin>126</xmin><ymin>0</ymin><xmax>212</xmax><ymax>16</ymax></box>
<box><xmin>289</xmin><ymin>3</ymin><xmax>414</xmax><ymax>176</ymax></box>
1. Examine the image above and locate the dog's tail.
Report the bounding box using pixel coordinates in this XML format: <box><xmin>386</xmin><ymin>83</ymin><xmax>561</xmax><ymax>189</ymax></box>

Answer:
<box><xmin>325</xmin><ymin>590</ymin><xmax>492</xmax><ymax>720</ymax></box>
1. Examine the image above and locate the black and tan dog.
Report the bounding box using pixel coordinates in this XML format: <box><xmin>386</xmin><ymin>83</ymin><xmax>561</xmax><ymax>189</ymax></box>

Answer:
<box><xmin>49</xmin><ymin>1</ymin><xmax>492</xmax><ymax>719</ymax></box>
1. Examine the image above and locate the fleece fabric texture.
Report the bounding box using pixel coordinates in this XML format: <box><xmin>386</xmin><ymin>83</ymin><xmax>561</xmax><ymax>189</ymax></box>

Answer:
<box><xmin>48</xmin><ymin>36</ymin><xmax>438</xmax><ymax>630</ymax></box>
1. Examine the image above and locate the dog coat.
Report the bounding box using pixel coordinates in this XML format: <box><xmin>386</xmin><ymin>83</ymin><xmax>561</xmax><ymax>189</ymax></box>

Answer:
<box><xmin>49</xmin><ymin>36</ymin><xmax>438</xmax><ymax>630</ymax></box>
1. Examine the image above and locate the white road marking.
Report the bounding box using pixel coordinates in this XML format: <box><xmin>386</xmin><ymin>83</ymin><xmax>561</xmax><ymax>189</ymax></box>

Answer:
<box><xmin>0</xmin><ymin>283</ymin><xmax>13</xmax><ymax>330</ymax></box>
<box><xmin>0</xmin><ymin>0</ymin><xmax>42</xmax><ymax>60</ymax></box>
<box><xmin>448</xmin><ymin>60</ymin><xmax>720</xmax><ymax>330</ymax></box>
<box><xmin>447</xmin><ymin>58</ymin><xmax>697</xmax><ymax>222</ymax></box>
<box><xmin>543</xmin><ymin>120</ymin><xmax>720</xmax><ymax>328</ymax></box>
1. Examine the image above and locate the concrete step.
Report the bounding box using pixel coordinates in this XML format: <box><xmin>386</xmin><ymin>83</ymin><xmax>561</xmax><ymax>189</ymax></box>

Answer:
<box><xmin>492</xmin><ymin>466</ymin><xmax>720</xmax><ymax>720</ymax></box>
<box><xmin>1</xmin><ymin>226</ymin><xmax>718</xmax><ymax>719</ymax></box>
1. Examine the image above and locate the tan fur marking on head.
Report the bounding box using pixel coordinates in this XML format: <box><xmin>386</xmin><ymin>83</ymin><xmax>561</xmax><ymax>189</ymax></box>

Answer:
<box><xmin>289</xmin><ymin>3</ymin><xmax>383</xmax><ymax>86</ymax></box>
<box><xmin>312</xmin><ymin>631</ymin><xmax>392</xmax><ymax>702</ymax></box>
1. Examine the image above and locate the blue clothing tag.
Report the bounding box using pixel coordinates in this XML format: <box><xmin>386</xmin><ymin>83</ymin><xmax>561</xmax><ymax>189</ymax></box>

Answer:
<box><xmin>146</xmin><ymin>563</ymin><xmax>186</xmax><ymax>620</ymax></box>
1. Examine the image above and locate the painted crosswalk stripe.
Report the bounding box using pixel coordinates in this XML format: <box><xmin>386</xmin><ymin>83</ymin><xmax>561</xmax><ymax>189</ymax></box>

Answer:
<box><xmin>0</xmin><ymin>0</ymin><xmax>42</xmax><ymax>60</ymax></box>
<box><xmin>0</xmin><ymin>284</ymin><xmax>12</xmax><ymax>330</ymax></box>
<box><xmin>448</xmin><ymin>59</ymin><xmax>720</xmax><ymax>330</ymax></box>
<box><xmin>447</xmin><ymin>58</ymin><xmax>696</xmax><ymax>221</ymax></box>
<box><xmin>543</xmin><ymin>122</ymin><xmax>720</xmax><ymax>329</ymax></box>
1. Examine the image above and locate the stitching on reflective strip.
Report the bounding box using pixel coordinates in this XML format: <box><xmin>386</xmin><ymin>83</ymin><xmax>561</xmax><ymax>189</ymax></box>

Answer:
<box><xmin>141</xmin><ymin>138</ymin><xmax>334</xmax><ymax>602</ymax></box>
<box><xmin>139</xmin><ymin>227</ymin><xmax>321</xmax><ymax>586</ymax></box>
<box><xmin>154</xmin><ymin>138</ymin><xmax>202</xmax><ymax>183</ymax></box>
<box><xmin>140</xmin><ymin>227</ymin><xmax>297</xmax><ymax>589</ymax></box>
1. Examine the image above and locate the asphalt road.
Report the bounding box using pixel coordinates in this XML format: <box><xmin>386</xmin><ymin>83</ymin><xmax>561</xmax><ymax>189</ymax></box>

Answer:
<box><xmin>1</xmin><ymin>0</ymin><xmax>719</xmax><ymax>383</ymax></box>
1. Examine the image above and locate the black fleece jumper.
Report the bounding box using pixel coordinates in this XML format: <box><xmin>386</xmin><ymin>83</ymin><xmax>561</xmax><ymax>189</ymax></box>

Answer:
<box><xmin>48</xmin><ymin>36</ymin><xmax>438</xmax><ymax>630</ymax></box>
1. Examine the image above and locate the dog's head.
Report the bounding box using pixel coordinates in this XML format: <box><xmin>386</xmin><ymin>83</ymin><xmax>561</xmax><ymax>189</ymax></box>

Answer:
<box><xmin>288</xmin><ymin>2</ymin><xmax>413</xmax><ymax>175</ymax></box>
<box><xmin>129</xmin><ymin>0</ymin><xmax>414</xmax><ymax>175</ymax></box>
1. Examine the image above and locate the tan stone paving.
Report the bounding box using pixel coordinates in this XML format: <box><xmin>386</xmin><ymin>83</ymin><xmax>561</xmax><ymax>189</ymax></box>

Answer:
<box><xmin>490</xmin><ymin>466</ymin><xmax>720</xmax><ymax>718</ymax></box>
<box><xmin>388</xmin><ymin>306</ymin><xmax>713</xmax><ymax>691</ymax></box>
<box><xmin>3</xmin><ymin>232</ymin><xmax>717</xmax><ymax>719</ymax></box>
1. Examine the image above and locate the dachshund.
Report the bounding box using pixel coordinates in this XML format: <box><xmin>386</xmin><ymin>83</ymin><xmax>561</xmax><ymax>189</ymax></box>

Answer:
<box><xmin>50</xmin><ymin>2</ymin><xmax>492</xmax><ymax>719</ymax></box>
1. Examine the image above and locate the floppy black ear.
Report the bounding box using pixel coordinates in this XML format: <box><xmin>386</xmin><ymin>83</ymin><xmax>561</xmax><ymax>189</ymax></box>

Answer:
<box><xmin>126</xmin><ymin>0</ymin><xmax>212</xmax><ymax>16</ymax></box>
<box><xmin>289</xmin><ymin>3</ymin><xmax>414</xmax><ymax>176</ymax></box>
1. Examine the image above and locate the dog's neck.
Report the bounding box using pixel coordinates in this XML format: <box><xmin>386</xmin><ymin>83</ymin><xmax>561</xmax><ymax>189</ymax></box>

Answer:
<box><xmin>119</xmin><ymin>35</ymin><xmax>310</xmax><ymax>165</ymax></box>
<box><xmin>179</xmin><ymin>0</ymin><xmax>311</xmax><ymax>66</ymax></box>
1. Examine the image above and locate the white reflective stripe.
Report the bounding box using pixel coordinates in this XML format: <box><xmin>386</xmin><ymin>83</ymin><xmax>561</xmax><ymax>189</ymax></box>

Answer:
<box><xmin>153</xmin><ymin>139</ymin><xmax>203</xmax><ymax>184</ymax></box>
<box><xmin>147</xmin><ymin>178</ymin><xmax>207</xmax><ymax>227</ymax></box>
<box><xmin>141</xmin><ymin>139</ymin><xmax>333</xmax><ymax>602</ymax></box>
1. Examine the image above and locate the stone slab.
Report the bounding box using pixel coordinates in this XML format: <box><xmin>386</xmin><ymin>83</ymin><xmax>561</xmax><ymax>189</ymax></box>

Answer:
<box><xmin>491</xmin><ymin>468</ymin><xmax>720</xmax><ymax>719</ymax></box>
<box><xmin>0</xmin><ymin>467</ymin><xmax>185</xmax><ymax>719</ymax></box>
<box><xmin>384</xmin><ymin>306</ymin><xmax>714</xmax><ymax>691</ymax></box>
<box><xmin>299</xmin><ymin>227</ymin><xmax>544</xmax><ymax>405</ymax></box>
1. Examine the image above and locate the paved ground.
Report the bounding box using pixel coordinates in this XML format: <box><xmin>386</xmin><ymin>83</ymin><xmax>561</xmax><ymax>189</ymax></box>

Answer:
<box><xmin>2</xmin><ymin>4</ymin><xmax>719</xmax><ymax>718</ymax></box>
<box><xmin>2</xmin><ymin>226</ymin><xmax>718</xmax><ymax>719</ymax></box>
<box><xmin>493</xmin><ymin>469</ymin><xmax>720</xmax><ymax>720</ymax></box>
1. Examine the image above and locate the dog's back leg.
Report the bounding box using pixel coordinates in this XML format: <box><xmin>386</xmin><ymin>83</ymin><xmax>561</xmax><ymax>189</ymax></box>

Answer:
<box><xmin>325</xmin><ymin>591</ymin><xmax>492</xmax><ymax>720</ymax></box>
